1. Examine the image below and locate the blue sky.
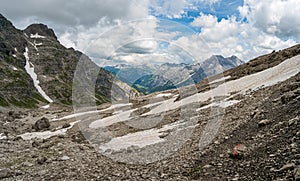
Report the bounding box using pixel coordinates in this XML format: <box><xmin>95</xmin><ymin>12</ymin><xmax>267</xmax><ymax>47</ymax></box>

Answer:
<box><xmin>1</xmin><ymin>0</ymin><xmax>299</xmax><ymax>65</ymax></box>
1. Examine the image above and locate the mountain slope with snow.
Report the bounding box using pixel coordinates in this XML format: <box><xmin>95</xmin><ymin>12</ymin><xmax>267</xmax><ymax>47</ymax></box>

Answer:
<box><xmin>0</xmin><ymin>14</ymin><xmax>135</xmax><ymax>108</ymax></box>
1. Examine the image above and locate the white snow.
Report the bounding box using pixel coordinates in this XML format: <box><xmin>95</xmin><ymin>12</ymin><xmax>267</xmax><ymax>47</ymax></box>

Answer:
<box><xmin>99</xmin><ymin>120</ymin><xmax>180</xmax><ymax>151</ymax></box>
<box><xmin>19</xmin><ymin>121</ymin><xmax>79</xmax><ymax>140</ymax></box>
<box><xmin>35</xmin><ymin>42</ymin><xmax>43</xmax><ymax>46</ymax></box>
<box><xmin>143</xmin><ymin>55</ymin><xmax>300</xmax><ymax>116</ymax></box>
<box><xmin>24</xmin><ymin>47</ymin><xmax>53</xmax><ymax>103</ymax></box>
<box><xmin>14</xmin><ymin>47</ymin><xmax>18</xmax><ymax>52</ymax></box>
<box><xmin>12</xmin><ymin>54</ymin><xmax>17</xmax><ymax>58</ymax></box>
<box><xmin>11</xmin><ymin>66</ymin><xmax>18</xmax><ymax>71</ymax></box>
<box><xmin>0</xmin><ymin>133</ymin><xmax>7</xmax><ymax>140</ymax></box>
<box><xmin>210</xmin><ymin>76</ymin><xmax>231</xmax><ymax>84</ymax></box>
<box><xmin>30</xmin><ymin>33</ymin><xmax>46</xmax><ymax>39</ymax></box>
<box><xmin>53</xmin><ymin>103</ymin><xmax>132</xmax><ymax>121</ymax></box>
<box><xmin>155</xmin><ymin>93</ymin><xmax>174</xmax><ymax>98</ymax></box>
<box><xmin>89</xmin><ymin>109</ymin><xmax>137</xmax><ymax>128</ymax></box>
<box><xmin>41</xmin><ymin>105</ymin><xmax>50</xmax><ymax>109</ymax></box>
<box><xmin>197</xmin><ymin>100</ymin><xmax>240</xmax><ymax>111</ymax></box>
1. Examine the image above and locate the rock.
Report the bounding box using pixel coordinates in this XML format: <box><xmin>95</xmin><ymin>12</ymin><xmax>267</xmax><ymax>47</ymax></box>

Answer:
<box><xmin>59</xmin><ymin>156</ymin><xmax>70</xmax><ymax>161</ymax></box>
<box><xmin>294</xmin><ymin>166</ymin><xmax>300</xmax><ymax>180</ymax></box>
<box><xmin>278</xmin><ymin>163</ymin><xmax>295</xmax><ymax>172</ymax></box>
<box><xmin>258</xmin><ymin>119</ymin><xmax>271</xmax><ymax>127</ymax></box>
<box><xmin>37</xmin><ymin>157</ymin><xmax>47</xmax><ymax>164</ymax></box>
<box><xmin>229</xmin><ymin>144</ymin><xmax>247</xmax><ymax>158</ymax></box>
<box><xmin>0</xmin><ymin>168</ymin><xmax>12</xmax><ymax>179</ymax></box>
<box><xmin>203</xmin><ymin>164</ymin><xmax>212</xmax><ymax>169</ymax></box>
<box><xmin>32</xmin><ymin>140</ymin><xmax>39</xmax><ymax>147</ymax></box>
<box><xmin>62</xmin><ymin>123</ymin><xmax>71</xmax><ymax>128</ymax></box>
<box><xmin>33</xmin><ymin>117</ymin><xmax>50</xmax><ymax>131</ymax></box>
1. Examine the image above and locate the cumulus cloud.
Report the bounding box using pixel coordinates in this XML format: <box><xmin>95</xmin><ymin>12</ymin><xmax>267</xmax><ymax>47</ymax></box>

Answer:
<box><xmin>190</xmin><ymin>2</ymin><xmax>298</xmax><ymax>61</ymax></box>
<box><xmin>239</xmin><ymin>0</ymin><xmax>300</xmax><ymax>40</ymax></box>
<box><xmin>1</xmin><ymin>0</ymin><xmax>150</xmax><ymax>29</ymax></box>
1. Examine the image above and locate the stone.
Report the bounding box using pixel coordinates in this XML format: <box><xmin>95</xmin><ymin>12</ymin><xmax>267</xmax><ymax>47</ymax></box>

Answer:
<box><xmin>33</xmin><ymin>117</ymin><xmax>50</xmax><ymax>131</ymax></box>
<box><xmin>62</xmin><ymin>123</ymin><xmax>71</xmax><ymax>128</ymax></box>
<box><xmin>258</xmin><ymin>119</ymin><xmax>271</xmax><ymax>127</ymax></box>
<box><xmin>37</xmin><ymin>157</ymin><xmax>47</xmax><ymax>164</ymax></box>
<box><xmin>229</xmin><ymin>144</ymin><xmax>247</xmax><ymax>158</ymax></box>
<box><xmin>0</xmin><ymin>168</ymin><xmax>12</xmax><ymax>179</ymax></box>
<box><xmin>294</xmin><ymin>166</ymin><xmax>300</xmax><ymax>180</ymax></box>
<box><xmin>278</xmin><ymin>163</ymin><xmax>295</xmax><ymax>172</ymax></box>
<box><xmin>59</xmin><ymin>156</ymin><xmax>70</xmax><ymax>161</ymax></box>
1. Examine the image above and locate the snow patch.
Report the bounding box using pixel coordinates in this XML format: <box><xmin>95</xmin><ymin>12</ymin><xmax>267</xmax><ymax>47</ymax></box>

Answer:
<box><xmin>11</xmin><ymin>66</ymin><xmax>18</xmax><ymax>71</ymax></box>
<box><xmin>0</xmin><ymin>133</ymin><xmax>7</xmax><ymax>140</ymax></box>
<box><xmin>155</xmin><ymin>93</ymin><xmax>174</xmax><ymax>98</ymax></box>
<box><xmin>53</xmin><ymin>103</ymin><xmax>132</xmax><ymax>121</ymax></box>
<box><xmin>210</xmin><ymin>76</ymin><xmax>231</xmax><ymax>84</ymax></box>
<box><xmin>99</xmin><ymin>120</ymin><xmax>181</xmax><ymax>151</ymax></box>
<box><xmin>19</xmin><ymin>121</ymin><xmax>79</xmax><ymax>140</ymax></box>
<box><xmin>12</xmin><ymin>54</ymin><xmax>17</xmax><ymax>58</ymax></box>
<box><xmin>30</xmin><ymin>33</ymin><xmax>46</xmax><ymax>39</ymax></box>
<box><xmin>24</xmin><ymin>47</ymin><xmax>53</xmax><ymax>103</ymax></box>
<box><xmin>41</xmin><ymin>105</ymin><xmax>50</xmax><ymax>109</ymax></box>
<box><xmin>89</xmin><ymin>108</ymin><xmax>137</xmax><ymax>128</ymax></box>
<box><xmin>197</xmin><ymin>100</ymin><xmax>240</xmax><ymax>111</ymax></box>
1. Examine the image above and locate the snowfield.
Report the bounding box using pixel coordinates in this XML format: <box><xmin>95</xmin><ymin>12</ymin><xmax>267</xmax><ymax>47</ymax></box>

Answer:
<box><xmin>50</xmin><ymin>55</ymin><xmax>300</xmax><ymax>152</ymax></box>
<box><xmin>24</xmin><ymin>47</ymin><xmax>53</xmax><ymax>103</ymax></box>
<box><xmin>19</xmin><ymin>121</ymin><xmax>79</xmax><ymax>140</ymax></box>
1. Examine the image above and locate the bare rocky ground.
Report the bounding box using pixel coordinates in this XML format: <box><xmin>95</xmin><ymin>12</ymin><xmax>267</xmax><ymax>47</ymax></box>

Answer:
<box><xmin>0</xmin><ymin>45</ymin><xmax>300</xmax><ymax>180</ymax></box>
<box><xmin>0</xmin><ymin>70</ymin><xmax>299</xmax><ymax>180</ymax></box>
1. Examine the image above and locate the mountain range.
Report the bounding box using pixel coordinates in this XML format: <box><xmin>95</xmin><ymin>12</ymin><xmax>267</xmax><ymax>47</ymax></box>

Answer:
<box><xmin>104</xmin><ymin>55</ymin><xmax>244</xmax><ymax>94</ymax></box>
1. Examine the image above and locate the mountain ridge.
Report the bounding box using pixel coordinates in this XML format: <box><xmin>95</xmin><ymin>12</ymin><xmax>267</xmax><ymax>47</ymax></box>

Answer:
<box><xmin>0</xmin><ymin>14</ymin><xmax>135</xmax><ymax>108</ymax></box>
<box><xmin>104</xmin><ymin>55</ymin><xmax>244</xmax><ymax>94</ymax></box>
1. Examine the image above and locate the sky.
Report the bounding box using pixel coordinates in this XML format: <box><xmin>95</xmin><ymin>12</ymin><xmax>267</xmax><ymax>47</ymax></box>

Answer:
<box><xmin>1</xmin><ymin>0</ymin><xmax>299</xmax><ymax>65</ymax></box>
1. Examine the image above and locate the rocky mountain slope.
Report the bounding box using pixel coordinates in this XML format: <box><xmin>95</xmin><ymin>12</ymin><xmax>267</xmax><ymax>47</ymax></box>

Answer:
<box><xmin>0</xmin><ymin>44</ymin><xmax>299</xmax><ymax>180</ymax></box>
<box><xmin>0</xmin><ymin>14</ymin><xmax>134</xmax><ymax>109</ymax></box>
<box><xmin>104</xmin><ymin>55</ymin><xmax>243</xmax><ymax>94</ymax></box>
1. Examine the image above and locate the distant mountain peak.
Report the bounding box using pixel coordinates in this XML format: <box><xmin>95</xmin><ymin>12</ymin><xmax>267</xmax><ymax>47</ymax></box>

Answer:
<box><xmin>24</xmin><ymin>24</ymin><xmax>57</xmax><ymax>40</ymax></box>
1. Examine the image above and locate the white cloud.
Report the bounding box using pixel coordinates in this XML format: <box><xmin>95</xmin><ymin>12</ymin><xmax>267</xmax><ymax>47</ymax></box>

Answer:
<box><xmin>1</xmin><ymin>0</ymin><xmax>150</xmax><ymax>29</ymax></box>
<box><xmin>239</xmin><ymin>0</ymin><xmax>300</xmax><ymax>39</ymax></box>
<box><xmin>189</xmin><ymin>3</ymin><xmax>298</xmax><ymax>62</ymax></box>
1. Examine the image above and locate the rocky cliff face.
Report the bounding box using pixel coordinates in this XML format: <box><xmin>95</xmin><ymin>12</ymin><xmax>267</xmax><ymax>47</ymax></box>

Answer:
<box><xmin>0</xmin><ymin>14</ymin><xmax>134</xmax><ymax>108</ymax></box>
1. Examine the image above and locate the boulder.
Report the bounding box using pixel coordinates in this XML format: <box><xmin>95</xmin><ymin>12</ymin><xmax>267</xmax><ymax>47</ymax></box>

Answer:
<box><xmin>33</xmin><ymin>117</ymin><xmax>50</xmax><ymax>131</ymax></box>
<box><xmin>0</xmin><ymin>168</ymin><xmax>12</xmax><ymax>179</ymax></box>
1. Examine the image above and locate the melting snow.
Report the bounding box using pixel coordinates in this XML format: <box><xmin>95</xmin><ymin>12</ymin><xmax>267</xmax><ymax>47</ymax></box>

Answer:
<box><xmin>210</xmin><ymin>76</ymin><xmax>231</xmax><ymax>84</ymax></box>
<box><xmin>53</xmin><ymin>103</ymin><xmax>132</xmax><ymax>121</ymax></box>
<box><xmin>89</xmin><ymin>109</ymin><xmax>137</xmax><ymax>128</ymax></box>
<box><xmin>24</xmin><ymin>47</ymin><xmax>53</xmax><ymax>103</ymax></box>
<box><xmin>197</xmin><ymin>100</ymin><xmax>240</xmax><ymax>111</ymax></box>
<box><xmin>19</xmin><ymin>121</ymin><xmax>79</xmax><ymax>140</ymax></box>
<box><xmin>30</xmin><ymin>33</ymin><xmax>46</xmax><ymax>39</ymax></box>
<box><xmin>155</xmin><ymin>93</ymin><xmax>174</xmax><ymax>98</ymax></box>
<box><xmin>11</xmin><ymin>66</ymin><xmax>18</xmax><ymax>71</ymax></box>
<box><xmin>100</xmin><ymin>120</ymin><xmax>181</xmax><ymax>151</ymax></box>
<box><xmin>144</xmin><ymin>55</ymin><xmax>300</xmax><ymax>116</ymax></box>
<box><xmin>41</xmin><ymin>105</ymin><xmax>50</xmax><ymax>109</ymax></box>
